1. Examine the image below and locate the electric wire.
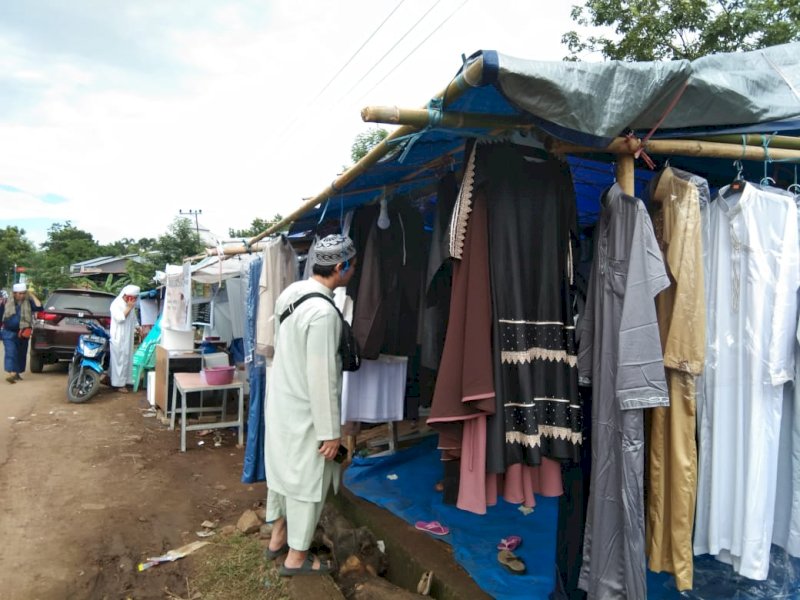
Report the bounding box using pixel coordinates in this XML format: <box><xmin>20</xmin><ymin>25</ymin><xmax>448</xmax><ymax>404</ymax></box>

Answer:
<box><xmin>274</xmin><ymin>0</ymin><xmax>408</xmax><ymax>142</ymax></box>
<box><xmin>338</xmin><ymin>0</ymin><xmax>444</xmax><ymax>104</ymax></box>
<box><xmin>356</xmin><ymin>0</ymin><xmax>470</xmax><ymax>105</ymax></box>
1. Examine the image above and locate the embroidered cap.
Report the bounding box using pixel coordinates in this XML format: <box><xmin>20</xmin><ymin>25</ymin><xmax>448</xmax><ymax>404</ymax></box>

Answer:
<box><xmin>12</xmin><ymin>283</ymin><xmax>27</xmax><ymax>293</ymax></box>
<box><xmin>313</xmin><ymin>234</ymin><xmax>356</xmax><ymax>266</ymax></box>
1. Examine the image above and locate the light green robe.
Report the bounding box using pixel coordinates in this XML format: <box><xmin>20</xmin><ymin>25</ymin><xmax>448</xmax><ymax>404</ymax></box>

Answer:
<box><xmin>265</xmin><ymin>278</ymin><xmax>342</xmax><ymax>503</ymax></box>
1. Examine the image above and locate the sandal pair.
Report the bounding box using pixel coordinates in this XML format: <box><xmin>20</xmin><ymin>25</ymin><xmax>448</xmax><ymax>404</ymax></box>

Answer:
<box><xmin>497</xmin><ymin>548</ymin><xmax>526</xmax><ymax>574</ymax></box>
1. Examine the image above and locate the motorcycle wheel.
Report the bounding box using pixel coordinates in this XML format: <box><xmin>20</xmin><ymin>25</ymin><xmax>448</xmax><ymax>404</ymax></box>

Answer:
<box><xmin>67</xmin><ymin>369</ymin><xmax>101</xmax><ymax>403</ymax></box>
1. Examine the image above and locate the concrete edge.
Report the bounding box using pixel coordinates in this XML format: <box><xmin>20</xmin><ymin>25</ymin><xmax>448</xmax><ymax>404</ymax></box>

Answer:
<box><xmin>331</xmin><ymin>485</ymin><xmax>492</xmax><ymax>600</ymax></box>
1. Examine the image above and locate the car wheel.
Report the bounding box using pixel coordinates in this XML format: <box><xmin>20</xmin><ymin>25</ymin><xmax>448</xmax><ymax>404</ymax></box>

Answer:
<box><xmin>29</xmin><ymin>351</ymin><xmax>44</xmax><ymax>373</ymax></box>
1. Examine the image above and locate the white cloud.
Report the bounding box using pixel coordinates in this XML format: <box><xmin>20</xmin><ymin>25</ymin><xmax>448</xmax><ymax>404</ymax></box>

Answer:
<box><xmin>0</xmin><ymin>0</ymin><xmax>590</xmax><ymax>246</ymax></box>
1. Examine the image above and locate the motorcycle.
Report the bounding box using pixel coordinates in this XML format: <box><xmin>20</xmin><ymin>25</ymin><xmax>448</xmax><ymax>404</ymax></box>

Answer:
<box><xmin>67</xmin><ymin>319</ymin><xmax>110</xmax><ymax>403</ymax></box>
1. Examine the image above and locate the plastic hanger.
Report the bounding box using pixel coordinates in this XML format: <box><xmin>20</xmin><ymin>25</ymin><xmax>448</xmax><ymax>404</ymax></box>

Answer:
<box><xmin>722</xmin><ymin>159</ymin><xmax>745</xmax><ymax>198</ymax></box>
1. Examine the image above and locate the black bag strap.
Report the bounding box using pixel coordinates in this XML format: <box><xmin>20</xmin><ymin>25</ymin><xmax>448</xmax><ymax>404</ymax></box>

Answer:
<box><xmin>279</xmin><ymin>292</ymin><xmax>339</xmax><ymax>324</ymax></box>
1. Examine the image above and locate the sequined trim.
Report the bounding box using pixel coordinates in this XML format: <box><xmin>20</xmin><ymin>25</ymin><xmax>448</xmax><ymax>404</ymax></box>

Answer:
<box><xmin>501</xmin><ymin>347</ymin><xmax>578</xmax><ymax>367</ymax></box>
<box><xmin>448</xmin><ymin>143</ymin><xmax>477</xmax><ymax>260</ymax></box>
<box><xmin>506</xmin><ymin>427</ymin><xmax>583</xmax><ymax>447</ymax></box>
<box><xmin>505</xmin><ymin>398</ymin><xmax>572</xmax><ymax>407</ymax></box>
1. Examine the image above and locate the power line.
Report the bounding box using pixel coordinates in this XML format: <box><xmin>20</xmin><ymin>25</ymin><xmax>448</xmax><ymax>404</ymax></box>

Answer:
<box><xmin>308</xmin><ymin>0</ymin><xmax>408</xmax><ymax>107</ymax></box>
<box><xmin>356</xmin><ymin>0</ymin><xmax>470</xmax><ymax>105</ymax></box>
<box><xmin>338</xmin><ymin>0</ymin><xmax>444</xmax><ymax>104</ymax></box>
<box><xmin>274</xmin><ymin>0</ymin><xmax>408</xmax><ymax>144</ymax></box>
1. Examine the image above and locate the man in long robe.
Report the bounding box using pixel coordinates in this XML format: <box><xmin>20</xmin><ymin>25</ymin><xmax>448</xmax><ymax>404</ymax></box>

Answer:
<box><xmin>2</xmin><ymin>283</ymin><xmax>42</xmax><ymax>383</ymax></box>
<box><xmin>109</xmin><ymin>284</ymin><xmax>140</xmax><ymax>392</ymax></box>
<box><xmin>264</xmin><ymin>234</ymin><xmax>357</xmax><ymax>576</ymax></box>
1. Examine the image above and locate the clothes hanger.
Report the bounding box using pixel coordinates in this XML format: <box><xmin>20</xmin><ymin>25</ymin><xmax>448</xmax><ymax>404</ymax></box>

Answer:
<box><xmin>721</xmin><ymin>159</ymin><xmax>746</xmax><ymax>198</ymax></box>
<box><xmin>788</xmin><ymin>166</ymin><xmax>800</xmax><ymax>201</ymax></box>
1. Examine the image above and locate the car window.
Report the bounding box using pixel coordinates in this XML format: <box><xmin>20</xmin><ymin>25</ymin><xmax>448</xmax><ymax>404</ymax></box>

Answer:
<box><xmin>44</xmin><ymin>292</ymin><xmax>114</xmax><ymax>314</ymax></box>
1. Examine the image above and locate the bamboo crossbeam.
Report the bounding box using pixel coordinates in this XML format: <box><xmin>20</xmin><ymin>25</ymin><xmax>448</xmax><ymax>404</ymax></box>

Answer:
<box><xmin>361</xmin><ymin>105</ymin><xmax>532</xmax><ymax>130</ymax></box>
<box><xmin>548</xmin><ymin>137</ymin><xmax>800</xmax><ymax>162</ymax></box>
<box><xmin>209</xmin><ymin>57</ymin><xmax>486</xmax><ymax>258</ymax></box>
<box><xmin>616</xmin><ymin>155</ymin><xmax>635</xmax><ymax>196</ymax></box>
<box><xmin>685</xmin><ymin>133</ymin><xmax>800</xmax><ymax>151</ymax></box>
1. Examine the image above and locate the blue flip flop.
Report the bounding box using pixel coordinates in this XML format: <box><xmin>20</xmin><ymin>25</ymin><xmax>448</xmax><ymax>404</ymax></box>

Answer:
<box><xmin>264</xmin><ymin>543</ymin><xmax>289</xmax><ymax>560</ymax></box>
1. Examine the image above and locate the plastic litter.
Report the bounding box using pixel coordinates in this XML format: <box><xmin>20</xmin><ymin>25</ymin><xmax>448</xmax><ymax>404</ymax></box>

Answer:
<box><xmin>137</xmin><ymin>541</ymin><xmax>210</xmax><ymax>571</ymax></box>
<box><xmin>386</xmin><ymin>473</ymin><xmax>398</xmax><ymax>481</ymax></box>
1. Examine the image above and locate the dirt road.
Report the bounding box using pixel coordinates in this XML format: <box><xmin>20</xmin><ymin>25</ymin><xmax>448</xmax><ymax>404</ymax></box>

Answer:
<box><xmin>0</xmin><ymin>346</ymin><xmax>264</xmax><ymax>600</ymax></box>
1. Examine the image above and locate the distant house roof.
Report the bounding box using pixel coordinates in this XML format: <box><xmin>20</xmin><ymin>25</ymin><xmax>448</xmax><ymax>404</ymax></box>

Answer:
<box><xmin>70</xmin><ymin>254</ymin><xmax>145</xmax><ymax>276</ymax></box>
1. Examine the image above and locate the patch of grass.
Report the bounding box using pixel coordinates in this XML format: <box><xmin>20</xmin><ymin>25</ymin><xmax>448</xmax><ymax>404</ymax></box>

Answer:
<box><xmin>192</xmin><ymin>533</ymin><xmax>289</xmax><ymax>600</ymax></box>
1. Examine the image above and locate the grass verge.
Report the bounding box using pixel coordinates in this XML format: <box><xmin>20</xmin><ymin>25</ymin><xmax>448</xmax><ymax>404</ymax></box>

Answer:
<box><xmin>191</xmin><ymin>533</ymin><xmax>289</xmax><ymax>600</ymax></box>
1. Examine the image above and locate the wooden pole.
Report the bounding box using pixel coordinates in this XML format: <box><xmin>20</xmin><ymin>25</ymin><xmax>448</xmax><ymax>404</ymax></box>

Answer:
<box><xmin>616</xmin><ymin>155</ymin><xmax>635</xmax><ymax>195</ymax></box>
<box><xmin>685</xmin><ymin>133</ymin><xmax>800</xmax><ymax>151</ymax></box>
<box><xmin>548</xmin><ymin>137</ymin><xmax>800</xmax><ymax>162</ymax></box>
<box><xmin>211</xmin><ymin>57</ymin><xmax>486</xmax><ymax>258</ymax></box>
<box><xmin>361</xmin><ymin>105</ymin><xmax>532</xmax><ymax>130</ymax></box>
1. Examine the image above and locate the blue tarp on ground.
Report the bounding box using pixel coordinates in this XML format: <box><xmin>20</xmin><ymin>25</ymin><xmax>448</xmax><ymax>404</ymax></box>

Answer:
<box><xmin>344</xmin><ymin>436</ymin><xmax>800</xmax><ymax>600</ymax></box>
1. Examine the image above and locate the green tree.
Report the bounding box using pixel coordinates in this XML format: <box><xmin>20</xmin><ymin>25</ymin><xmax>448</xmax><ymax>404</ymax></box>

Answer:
<box><xmin>127</xmin><ymin>218</ymin><xmax>204</xmax><ymax>288</ymax></box>
<box><xmin>34</xmin><ymin>222</ymin><xmax>101</xmax><ymax>291</ymax></box>
<box><xmin>350</xmin><ymin>127</ymin><xmax>389</xmax><ymax>163</ymax></box>
<box><xmin>0</xmin><ymin>226</ymin><xmax>36</xmax><ymax>289</ymax></box>
<box><xmin>228</xmin><ymin>214</ymin><xmax>286</xmax><ymax>238</ymax></box>
<box><xmin>562</xmin><ymin>0</ymin><xmax>800</xmax><ymax>61</ymax></box>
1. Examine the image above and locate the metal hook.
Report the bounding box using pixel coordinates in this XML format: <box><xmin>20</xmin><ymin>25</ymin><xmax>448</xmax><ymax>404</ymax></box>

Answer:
<box><xmin>733</xmin><ymin>159</ymin><xmax>744</xmax><ymax>180</ymax></box>
<box><xmin>760</xmin><ymin>176</ymin><xmax>776</xmax><ymax>187</ymax></box>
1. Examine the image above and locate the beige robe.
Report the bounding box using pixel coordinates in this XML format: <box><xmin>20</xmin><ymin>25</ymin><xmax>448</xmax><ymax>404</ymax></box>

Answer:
<box><xmin>255</xmin><ymin>236</ymin><xmax>298</xmax><ymax>359</ymax></box>
<box><xmin>647</xmin><ymin>167</ymin><xmax>706</xmax><ymax>590</ymax></box>
<box><xmin>265</xmin><ymin>278</ymin><xmax>341</xmax><ymax>503</ymax></box>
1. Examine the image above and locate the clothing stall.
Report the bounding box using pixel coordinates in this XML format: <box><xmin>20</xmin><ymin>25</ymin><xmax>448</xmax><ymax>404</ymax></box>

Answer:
<box><xmin>208</xmin><ymin>42</ymin><xmax>800</xmax><ymax>599</ymax></box>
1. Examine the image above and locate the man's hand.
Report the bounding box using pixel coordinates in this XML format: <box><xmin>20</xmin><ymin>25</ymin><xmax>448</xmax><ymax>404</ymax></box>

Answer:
<box><xmin>318</xmin><ymin>439</ymin><xmax>341</xmax><ymax>461</ymax></box>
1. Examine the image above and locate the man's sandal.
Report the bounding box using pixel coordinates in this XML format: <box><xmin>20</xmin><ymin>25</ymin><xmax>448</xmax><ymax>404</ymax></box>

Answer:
<box><xmin>497</xmin><ymin>549</ymin><xmax>526</xmax><ymax>574</ymax></box>
<box><xmin>264</xmin><ymin>543</ymin><xmax>289</xmax><ymax>560</ymax></box>
<box><xmin>278</xmin><ymin>555</ymin><xmax>332</xmax><ymax>577</ymax></box>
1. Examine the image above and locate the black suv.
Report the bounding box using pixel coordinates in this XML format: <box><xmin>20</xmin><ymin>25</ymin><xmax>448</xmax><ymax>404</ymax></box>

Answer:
<box><xmin>30</xmin><ymin>289</ymin><xmax>115</xmax><ymax>372</ymax></box>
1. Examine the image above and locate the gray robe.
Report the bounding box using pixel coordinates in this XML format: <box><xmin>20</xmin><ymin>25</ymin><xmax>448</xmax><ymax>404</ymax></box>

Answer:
<box><xmin>577</xmin><ymin>183</ymin><xmax>670</xmax><ymax>599</ymax></box>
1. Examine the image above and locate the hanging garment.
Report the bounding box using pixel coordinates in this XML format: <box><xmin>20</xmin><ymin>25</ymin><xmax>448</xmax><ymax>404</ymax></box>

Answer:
<box><xmin>694</xmin><ymin>182</ymin><xmax>799</xmax><ymax>580</ymax></box>
<box><xmin>481</xmin><ymin>143</ymin><xmax>582</xmax><ymax>470</ymax></box>
<box><xmin>577</xmin><ymin>183</ymin><xmax>670</xmax><ymax>600</ymax></box>
<box><xmin>773</xmin><ymin>315</ymin><xmax>800</xmax><ymax>557</ymax></box>
<box><xmin>420</xmin><ymin>172</ymin><xmax>458</xmax><ymax>371</ymax></box>
<box><xmin>255</xmin><ymin>236</ymin><xmax>298</xmax><ymax>359</ymax></box>
<box><xmin>646</xmin><ymin>167</ymin><xmax>708</xmax><ymax>591</ymax></box>
<box><xmin>242</xmin><ymin>256</ymin><xmax>267</xmax><ymax>484</ymax></box>
<box><xmin>341</xmin><ymin>355</ymin><xmax>408</xmax><ymax>423</ymax></box>
<box><xmin>348</xmin><ymin>202</ymin><xmax>425</xmax><ymax>359</ymax></box>
<box><xmin>426</xmin><ymin>174</ymin><xmax>497</xmax><ymax>514</ymax></box>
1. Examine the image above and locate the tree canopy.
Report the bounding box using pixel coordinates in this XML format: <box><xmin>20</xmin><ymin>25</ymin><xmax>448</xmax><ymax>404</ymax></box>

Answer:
<box><xmin>228</xmin><ymin>214</ymin><xmax>286</xmax><ymax>238</ymax></box>
<box><xmin>563</xmin><ymin>0</ymin><xmax>800</xmax><ymax>61</ymax></box>
<box><xmin>0</xmin><ymin>226</ymin><xmax>36</xmax><ymax>289</ymax></box>
<box><xmin>350</xmin><ymin>127</ymin><xmax>389</xmax><ymax>163</ymax></box>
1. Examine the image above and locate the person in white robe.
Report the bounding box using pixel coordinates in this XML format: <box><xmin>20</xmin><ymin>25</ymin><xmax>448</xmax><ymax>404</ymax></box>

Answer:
<box><xmin>264</xmin><ymin>234</ymin><xmax>356</xmax><ymax>576</ymax></box>
<box><xmin>109</xmin><ymin>284</ymin><xmax>140</xmax><ymax>392</ymax></box>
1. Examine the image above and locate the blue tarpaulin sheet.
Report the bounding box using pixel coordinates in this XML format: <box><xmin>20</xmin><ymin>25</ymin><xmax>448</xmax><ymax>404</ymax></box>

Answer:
<box><xmin>344</xmin><ymin>436</ymin><xmax>800</xmax><ymax>600</ymax></box>
<box><xmin>241</xmin><ymin>256</ymin><xmax>266</xmax><ymax>484</ymax></box>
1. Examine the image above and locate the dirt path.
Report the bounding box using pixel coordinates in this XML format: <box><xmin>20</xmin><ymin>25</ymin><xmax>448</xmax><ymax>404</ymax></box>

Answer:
<box><xmin>0</xmin><ymin>346</ymin><xmax>264</xmax><ymax>600</ymax></box>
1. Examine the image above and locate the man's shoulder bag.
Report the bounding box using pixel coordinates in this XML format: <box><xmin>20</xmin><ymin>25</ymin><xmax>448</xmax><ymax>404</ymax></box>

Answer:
<box><xmin>279</xmin><ymin>292</ymin><xmax>361</xmax><ymax>372</ymax></box>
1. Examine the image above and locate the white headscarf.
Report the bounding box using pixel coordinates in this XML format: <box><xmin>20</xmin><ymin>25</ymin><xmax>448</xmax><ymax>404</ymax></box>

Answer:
<box><xmin>119</xmin><ymin>284</ymin><xmax>141</xmax><ymax>298</ymax></box>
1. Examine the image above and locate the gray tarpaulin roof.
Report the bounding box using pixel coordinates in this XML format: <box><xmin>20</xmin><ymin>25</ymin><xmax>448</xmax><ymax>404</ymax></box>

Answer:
<box><xmin>483</xmin><ymin>41</ymin><xmax>800</xmax><ymax>146</ymax></box>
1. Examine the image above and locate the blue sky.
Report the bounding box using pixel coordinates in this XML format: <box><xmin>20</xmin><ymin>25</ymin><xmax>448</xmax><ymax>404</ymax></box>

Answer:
<box><xmin>0</xmin><ymin>0</ymin><xmax>591</xmax><ymax>246</ymax></box>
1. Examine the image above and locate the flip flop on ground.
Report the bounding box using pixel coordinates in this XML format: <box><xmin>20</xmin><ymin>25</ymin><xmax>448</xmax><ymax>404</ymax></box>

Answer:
<box><xmin>278</xmin><ymin>555</ymin><xmax>331</xmax><ymax>577</ymax></box>
<box><xmin>497</xmin><ymin>535</ymin><xmax>522</xmax><ymax>551</ymax></box>
<box><xmin>414</xmin><ymin>520</ymin><xmax>449</xmax><ymax>536</ymax></box>
<box><xmin>497</xmin><ymin>549</ymin><xmax>526</xmax><ymax>574</ymax></box>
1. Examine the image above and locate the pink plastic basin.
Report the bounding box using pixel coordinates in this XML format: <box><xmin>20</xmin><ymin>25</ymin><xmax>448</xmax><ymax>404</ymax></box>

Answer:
<box><xmin>202</xmin><ymin>366</ymin><xmax>235</xmax><ymax>385</ymax></box>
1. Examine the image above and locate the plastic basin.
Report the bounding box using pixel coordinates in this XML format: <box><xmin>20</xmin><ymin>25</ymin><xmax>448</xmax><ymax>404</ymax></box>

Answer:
<box><xmin>202</xmin><ymin>366</ymin><xmax>235</xmax><ymax>385</ymax></box>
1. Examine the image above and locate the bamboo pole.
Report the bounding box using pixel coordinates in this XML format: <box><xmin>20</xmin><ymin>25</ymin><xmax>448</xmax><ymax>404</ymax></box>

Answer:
<box><xmin>361</xmin><ymin>105</ymin><xmax>533</xmax><ymax>130</ymax></box>
<box><xmin>210</xmin><ymin>57</ymin><xmax>486</xmax><ymax>258</ymax></box>
<box><xmin>548</xmin><ymin>137</ymin><xmax>800</xmax><ymax>162</ymax></box>
<box><xmin>685</xmin><ymin>133</ymin><xmax>800</xmax><ymax>151</ymax></box>
<box><xmin>616</xmin><ymin>155</ymin><xmax>635</xmax><ymax>195</ymax></box>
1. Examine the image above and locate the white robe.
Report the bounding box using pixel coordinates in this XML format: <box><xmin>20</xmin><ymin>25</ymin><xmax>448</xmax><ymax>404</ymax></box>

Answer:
<box><xmin>264</xmin><ymin>278</ymin><xmax>342</xmax><ymax>503</ymax></box>
<box><xmin>109</xmin><ymin>296</ymin><xmax>137</xmax><ymax>387</ymax></box>
<box><xmin>694</xmin><ymin>183</ymin><xmax>799</xmax><ymax>580</ymax></box>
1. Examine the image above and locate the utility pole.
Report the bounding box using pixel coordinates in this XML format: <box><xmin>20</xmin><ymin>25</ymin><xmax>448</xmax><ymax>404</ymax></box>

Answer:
<box><xmin>179</xmin><ymin>209</ymin><xmax>202</xmax><ymax>236</ymax></box>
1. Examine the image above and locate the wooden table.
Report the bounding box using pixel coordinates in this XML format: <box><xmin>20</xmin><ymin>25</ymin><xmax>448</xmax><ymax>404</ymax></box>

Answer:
<box><xmin>170</xmin><ymin>372</ymin><xmax>244</xmax><ymax>452</ymax></box>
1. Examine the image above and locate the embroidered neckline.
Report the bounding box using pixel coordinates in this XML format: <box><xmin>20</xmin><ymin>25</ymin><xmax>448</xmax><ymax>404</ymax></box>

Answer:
<box><xmin>448</xmin><ymin>143</ymin><xmax>477</xmax><ymax>260</ymax></box>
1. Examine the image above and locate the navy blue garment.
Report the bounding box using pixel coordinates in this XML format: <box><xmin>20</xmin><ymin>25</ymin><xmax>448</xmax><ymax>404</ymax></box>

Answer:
<box><xmin>242</xmin><ymin>256</ymin><xmax>267</xmax><ymax>484</ymax></box>
<box><xmin>2</xmin><ymin>329</ymin><xmax>28</xmax><ymax>373</ymax></box>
